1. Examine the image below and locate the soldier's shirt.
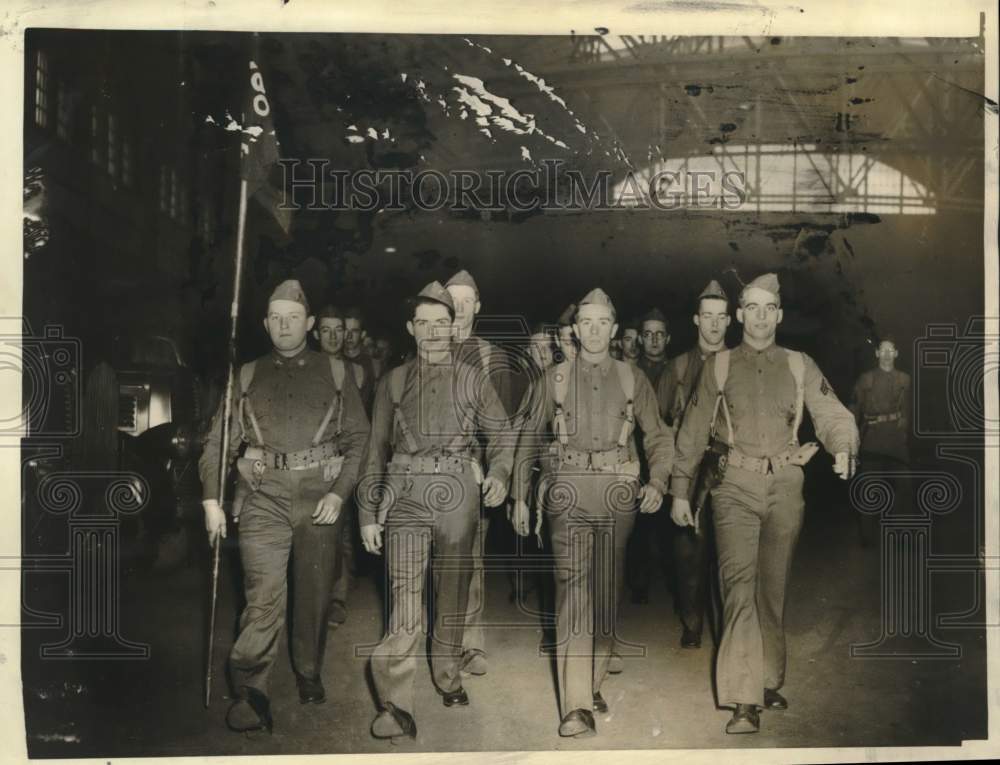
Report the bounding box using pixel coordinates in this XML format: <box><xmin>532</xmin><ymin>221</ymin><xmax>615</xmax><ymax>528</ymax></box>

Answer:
<box><xmin>345</xmin><ymin>349</ymin><xmax>377</xmax><ymax>408</ymax></box>
<box><xmin>851</xmin><ymin>367</ymin><xmax>911</xmax><ymax>462</ymax></box>
<box><xmin>198</xmin><ymin>347</ymin><xmax>372</xmax><ymax>502</ymax></box>
<box><xmin>637</xmin><ymin>355</ymin><xmax>669</xmax><ymax>391</ymax></box>
<box><xmin>453</xmin><ymin>335</ymin><xmax>516</xmax><ymax>419</ymax></box>
<box><xmin>657</xmin><ymin>346</ymin><xmax>715</xmax><ymax>426</ymax></box>
<box><xmin>671</xmin><ymin>342</ymin><xmax>859</xmax><ymax>498</ymax></box>
<box><xmin>357</xmin><ymin>354</ymin><xmax>514</xmax><ymax>524</ymax></box>
<box><xmin>513</xmin><ymin>355</ymin><xmax>675</xmax><ymax>501</ymax></box>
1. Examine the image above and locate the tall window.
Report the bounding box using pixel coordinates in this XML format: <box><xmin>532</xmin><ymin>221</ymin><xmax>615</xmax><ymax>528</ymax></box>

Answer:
<box><xmin>107</xmin><ymin>113</ymin><xmax>118</xmax><ymax>180</ymax></box>
<box><xmin>121</xmin><ymin>139</ymin><xmax>132</xmax><ymax>187</ymax></box>
<box><xmin>34</xmin><ymin>51</ymin><xmax>49</xmax><ymax>128</ymax></box>
<box><xmin>56</xmin><ymin>81</ymin><xmax>70</xmax><ymax>140</ymax></box>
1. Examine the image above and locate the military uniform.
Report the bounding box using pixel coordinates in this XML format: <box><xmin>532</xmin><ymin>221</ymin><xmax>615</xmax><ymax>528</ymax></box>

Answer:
<box><xmin>514</xmin><ymin>289</ymin><xmax>674</xmax><ymax>731</ymax></box>
<box><xmin>626</xmin><ymin>308</ymin><xmax>673</xmax><ymax>602</ymax></box>
<box><xmin>446</xmin><ymin>270</ymin><xmax>517</xmax><ymax>671</ymax></box>
<box><xmin>199</xmin><ymin>281</ymin><xmax>371</xmax><ymax>710</ymax></box>
<box><xmin>328</xmin><ymin>357</ymin><xmax>370</xmax><ymax>620</ymax></box>
<box><xmin>850</xmin><ymin>363</ymin><xmax>912</xmax><ymax>544</ymax></box>
<box><xmin>672</xmin><ymin>275</ymin><xmax>858</xmax><ymax>713</ymax></box>
<box><xmin>359</xmin><ymin>282</ymin><xmax>513</xmax><ymax>727</ymax></box>
<box><xmin>657</xmin><ymin>344</ymin><xmax>719</xmax><ymax>642</ymax></box>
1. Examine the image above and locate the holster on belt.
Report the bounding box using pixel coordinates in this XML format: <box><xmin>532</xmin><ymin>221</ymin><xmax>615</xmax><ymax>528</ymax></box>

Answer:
<box><xmin>692</xmin><ymin>438</ymin><xmax>729</xmax><ymax>532</ymax></box>
<box><xmin>233</xmin><ymin>446</ymin><xmax>266</xmax><ymax>521</ymax></box>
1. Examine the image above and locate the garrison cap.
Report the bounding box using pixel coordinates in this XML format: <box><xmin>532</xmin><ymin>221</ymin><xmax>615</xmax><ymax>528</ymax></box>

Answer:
<box><xmin>578</xmin><ymin>287</ymin><xmax>615</xmax><ymax>313</ymax></box>
<box><xmin>415</xmin><ymin>280</ymin><xmax>455</xmax><ymax>313</ymax></box>
<box><xmin>445</xmin><ymin>269</ymin><xmax>479</xmax><ymax>294</ymax></box>
<box><xmin>699</xmin><ymin>279</ymin><xmax>728</xmax><ymax>302</ymax></box>
<box><xmin>640</xmin><ymin>307</ymin><xmax>668</xmax><ymax>326</ymax></box>
<box><xmin>316</xmin><ymin>303</ymin><xmax>345</xmax><ymax>322</ymax></box>
<box><xmin>621</xmin><ymin>316</ymin><xmax>641</xmax><ymax>332</ymax></box>
<box><xmin>558</xmin><ymin>303</ymin><xmax>577</xmax><ymax>326</ymax></box>
<box><xmin>269</xmin><ymin>279</ymin><xmax>310</xmax><ymax>313</ymax></box>
<box><xmin>742</xmin><ymin>272</ymin><xmax>780</xmax><ymax>301</ymax></box>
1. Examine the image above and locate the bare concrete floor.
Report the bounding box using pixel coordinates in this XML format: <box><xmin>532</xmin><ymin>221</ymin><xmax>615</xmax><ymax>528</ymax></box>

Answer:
<box><xmin>22</xmin><ymin>489</ymin><xmax>987</xmax><ymax>758</ymax></box>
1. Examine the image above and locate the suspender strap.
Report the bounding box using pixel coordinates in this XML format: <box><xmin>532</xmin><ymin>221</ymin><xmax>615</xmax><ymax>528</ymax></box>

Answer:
<box><xmin>312</xmin><ymin>356</ymin><xmax>348</xmax><ymax>446</ymax></box>
<box><xmin>239</xmin><ymin>361</ymin><xmax>264</xmax><ymax>446</ymax></box>
<box><xmin>390</xmin><ymin>365</ymin><xmax>420</xmax><ymax>453</ymax></box>
<box><xmin>673</xmin><ymin>352</ymin><xmax>690</xmax><ymax>420</ymax></box>
<box><xmin>613</xmin><ymin>360</ymin><xmax>635</xmax><ymax>448</ymax></box>
<box><xmin>709</xmin><ymin>350</ymin><xmax>734</xmax><ymax>447</ymax></box>
<box><xmin>786</xmin><ymin>350</ymin><xmax>805</xmax><ymax>447</ymax></box>
<box><xmin>551</xmin><ymin>360</ymin><xmax>573</xmax><ymax>446</ymax></box>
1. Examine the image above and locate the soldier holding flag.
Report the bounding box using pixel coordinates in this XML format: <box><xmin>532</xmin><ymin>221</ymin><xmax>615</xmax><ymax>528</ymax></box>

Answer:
<box><xmin>200</xmin><ymin>281</ymin><xmax>370</xmax><ymax>733</ymax></box>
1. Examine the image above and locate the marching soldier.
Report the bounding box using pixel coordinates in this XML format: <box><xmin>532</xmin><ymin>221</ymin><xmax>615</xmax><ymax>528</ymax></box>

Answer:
<box><xmin>445</xmin><ymin>269</ymin><xmax>516</xmax><ymax>677</ymax></box>
<box><xmin>850</xmin><ymin>337</ymin><xmax>912</xmax><ymax>546</ymax></box>
<box><xmin>620</xmin><ymin>318</ymin><xmax>641</xmax><ymax>367</ymax></box>
<box><xmin>343</xmin><ymin>306</ymin><xmax>377</xmax><ymax>408</ymax></box>
<box><xmin>512</xmin><ymin>288</ymin><xmax>674</xmax><ymax>738</ymax></box>
<box><xmin>670</xmin><ymin>273</ymin><xmax>858</xmax><ymax>734</ymax></box>
<box><xmin>358</xmin><ymin>282</ymin><xmax>512</xmax><ymax>741</ymax></box>
<box><xmin>313</xmin><ymin>304</ymin><xmax>368</xmax><ymax>627</ymax></box>
<box><xmin>636</xmin><ymin>307</ymin><xmax>671</xmax><ymax>389</ymax></box>
<box><xmin>200</xmin><ymin>280</ymin><xmax>371</xmax><ymax>733</ymax></box>
<box><xmin>656</xmin><ymin>279</ymin><xmax>731</xmax><ymax>649</ymax></box>
<box><xmin>626</xmin><ymin>305</ymin><xmax>673</xmax><ymax>605</ymax></box>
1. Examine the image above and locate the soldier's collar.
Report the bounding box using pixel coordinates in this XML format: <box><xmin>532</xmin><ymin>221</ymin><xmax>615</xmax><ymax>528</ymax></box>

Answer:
<box><xmin>580</xmin><ymin>354</ymin><xmax>614</xmax><ymax>375</ymax></box>
<box><xmin>271</xmin><ymin>346</ymin><xmax>311</xmax><ymax>366</ymax></box>
<box><xmin>738</xmin><ymin>341</ymin><xmax>778</xmax><ymax>360</ymax></box>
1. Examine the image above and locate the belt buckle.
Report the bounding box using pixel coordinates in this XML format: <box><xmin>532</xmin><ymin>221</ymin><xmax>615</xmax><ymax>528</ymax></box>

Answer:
<box><xmin>433</xmin><ymin>457</ymin><xmax>441</xmax><ymax>474</ymax></box>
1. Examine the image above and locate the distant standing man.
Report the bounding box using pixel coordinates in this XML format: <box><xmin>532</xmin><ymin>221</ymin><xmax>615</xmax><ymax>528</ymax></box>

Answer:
<box><xmin>850</xmin><ymin>337</ymin><xmax>912</xmax><ymax>546</ymax></box>
<box><xmin>512</xmin><ymin>288</ymin><xmax>674</xmax><ymax>739</ymax></box>
<box><xmin>445</xmin><ymin>269</ymin><xmax>516</xmax><ymax>677</ymax></box>
<box><xmin>358</xmin><ymin>282</ymin><xmax>512</xmax><ymax>741</ymax></box>
<box><xmin>200</xmin><ymin>280</ymin><xmax>371</xmax><ymax>733</ymax></box>
<box><xmin>670</xmin><ymin>273</ymin><xmax>858</xmax><ymax>734</ymax></box>
<box><xmin>656</xmin><ymin>279</ymin><xmax>731</xmax><ymax>649</ymax></box>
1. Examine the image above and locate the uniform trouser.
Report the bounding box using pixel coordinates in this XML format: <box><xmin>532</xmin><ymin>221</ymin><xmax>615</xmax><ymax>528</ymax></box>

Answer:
<box><xmin>370</xmin><ymin>470</ymin><xmax>480</xmax><ymax>716</ymax></box>
<box><xmin>672</xmin><ymin>496</ymin><xmax>714</xmax><ymax>637</ymax></box>
<box><xmin>711</xmin><ymin>464</ymin><xmax>805</xmax><ymax>707</ymax></box>
<box><xmin>331</xmin><ymin>498</ymin><xmax>356</xmax><ymax>604</ymax></box>
<box><xmin>461</xmin><ymin>505</ymin><xmax>489</xmax><ymax>656</ymax></box>
<box><xmin>545</xmin><ymin>471</ymin><xmax>638</xmax><ymax>717</ymax></box>
<box><xmin>229</xmin><ymin>466</ymin><xmax>342</xmax><ymax>694</ymax></box>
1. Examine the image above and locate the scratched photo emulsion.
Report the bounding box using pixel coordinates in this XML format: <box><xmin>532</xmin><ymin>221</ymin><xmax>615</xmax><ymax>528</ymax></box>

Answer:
<box><xmin>18</xmin><ymin>27</ymin><xmax>990</xmax><ymax>757</ymax></box>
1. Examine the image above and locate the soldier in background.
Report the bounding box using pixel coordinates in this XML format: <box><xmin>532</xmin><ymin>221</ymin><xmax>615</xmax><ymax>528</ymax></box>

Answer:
<box><xmin>313</xmin><ymin>304</ymin><xmax>368</xmax><ymax>627</ymax></box>
<box><xmin>620</xmin><ymin>317</ymin><xmax>641</xmax><ymax>367</ymax></box>
<box><xmin>656</xmin><ymin>279</ymin><xmax>731</xmax><ymax>649</ymax></box>
<box><xmin>850</xmin><ymin>337</ymin><xmax>912</xmax><ymax>547</ymax></box>
<box><xmin>343</xmin><ymin>306</ymin><xmax>376</xmax><ymax>408</ymax></box>
<box><xmin>636</xmin><ymin>307</ymin><xmax>671</xmax><ymax>389</ymax></box>
<box><xmin>511</xmin><ymin>288</ymin><xmax>673</xmax><ymax>739</ymax></box>
<box><xmin>555</xmin><ymin>303</ymin><xmax>578</xmax><ymax>364</ymax></box>
<box><xmin>627</xmin><ymin>306</ymin><xmax>673</xmax><ymax>605</ymax></box>
<box><xmin>358</xmin><ymin>282</ymin><xmax>512</xmax><ymax>741</ymax></box>
<box><xmin>670</xmin><ymin>273</ymin><xmax>858</xmax><ymax>734</ymax></box>
<box><xmin>200</xmin><ymin>280</ymin><xmax>371</xmax><ymax>733</ymax></box>
<box><xmin>445</xmin><ymin>269</ymin><xmax>516</xmax><ymax>678</ymax></box>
